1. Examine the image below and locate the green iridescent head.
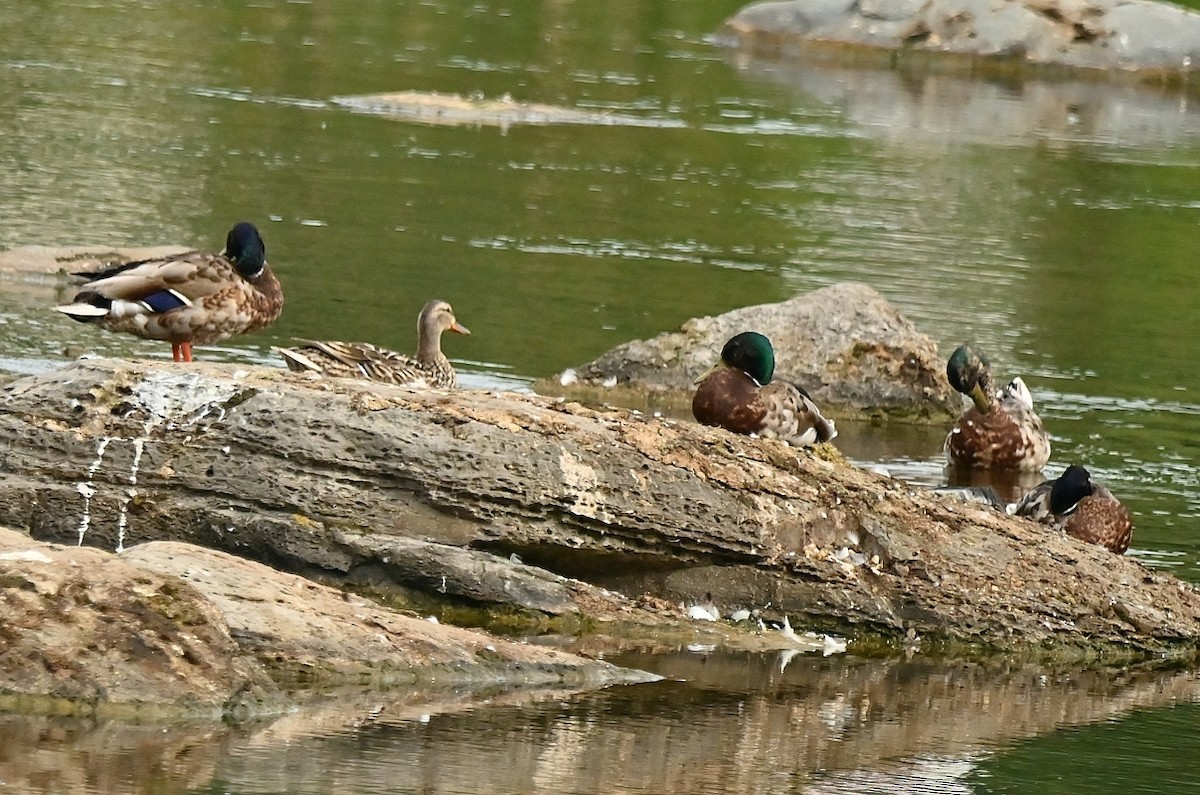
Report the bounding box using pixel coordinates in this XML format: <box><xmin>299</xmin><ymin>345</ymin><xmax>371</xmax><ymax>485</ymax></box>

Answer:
<box><xmin>946</xmin><ymin>343</ymin><xmax>992</xmax><ymax>413</ymax></box>
<box><xmin>721</xmin><ymin>331</ymin><xmax>775</xmax><ymax>385</ymax></box>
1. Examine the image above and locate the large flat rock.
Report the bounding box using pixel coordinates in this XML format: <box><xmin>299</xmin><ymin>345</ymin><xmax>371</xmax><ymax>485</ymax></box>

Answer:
<box><xmin>1</xmin><ymin>358</ymin><xmax>1198</xmax><ymax>662</ymax></box>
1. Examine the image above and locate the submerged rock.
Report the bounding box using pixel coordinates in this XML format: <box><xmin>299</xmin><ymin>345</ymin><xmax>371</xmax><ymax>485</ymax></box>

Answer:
<box><xmin>331</xmin><ymin>90</ymin><xmax>686</xmax><ymax>130</ymax></box>
<box><xmin>718</xmin><ymin>0</ymin><xmax>1200</xmax><ymax>79</ymax></box>
<box><xmin>543</xmin><ymin>282</ymin><xmax>956</xmax><ymax>421</ymax></box>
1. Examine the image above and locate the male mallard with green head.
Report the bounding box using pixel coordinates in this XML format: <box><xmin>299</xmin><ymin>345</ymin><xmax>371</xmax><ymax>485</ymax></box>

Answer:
<box><xmin>944</xmin><ymin>343</ymin><xmax>1050</xmax><ymax>471</ymax></box>
<box><xmin>1007</xmin><ymin>464</ymin><xmax>1133</xmax><ymax>554</ymax></box>
<box><xmin>54</xmin><ymin>222</ymin><xmax>283</xmax><ymax>362</ymax></box>
<box><xmin>692</xmin><ymin>331</ymin><xmax>836</xmax><ymax>446</ymax></box>
<box><xmin>278</xmin><ymin>298</ymin><xmax>470</xmax><ymax>388</ymax></box>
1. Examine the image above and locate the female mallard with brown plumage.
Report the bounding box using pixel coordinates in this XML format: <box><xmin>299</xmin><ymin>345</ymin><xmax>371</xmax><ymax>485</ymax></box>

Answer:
<box><xmin>54</xmin><ymin>221</ymin><xmax>283</xmax><ymax>363</ymax></box>
<box><xmin>278</xmin><ymin>298</ymin><xmax>469</xmax><ymax>388</ymax></box>
<box><xmin>1007</xmin><ymin>464</ymin><xmax>1133</xmax><ymax>554</ymax></box>
<box><xmin>944</xmin><ymin>343</ymin><xmax>1050</xmax><ymax>471</ymax></box>
<box><xmin>692</xmin><ymin>331</ymin><xmax>836</xmax><ymax>447</ymax></box>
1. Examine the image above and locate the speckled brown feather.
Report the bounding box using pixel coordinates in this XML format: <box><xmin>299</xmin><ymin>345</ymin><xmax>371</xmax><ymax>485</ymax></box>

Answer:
<box><xmin>945</xmin><ymin>405</ymin><xmax>1049</xmax><ymax>471</ymax></box>
<box><xmin>1010</xmin><ymin>477</ymin><xmax>1133</xmax><ymax>554</ymax></box>
<box><xmin>692</xmin><ymin>367</ymin><xmax>836</xmax><ymax>446</ymax></box>
<box><xmin>70</xmin><ymin>250</ymin><xmax>284</xmax><ymax>345</ymax></box>
<box><xmin>280</xmin><ymin>340</ymin><xmax>456</xmax><ymax>388</ymax></box>
<box><xmin>692</xmin><ymin>367</ymin><xmax>766</xmax><ymax>434</ymax></box>
<box><xmin>279</xmin><ymin>299</ymin><xmax>466</xmax><ymax>389</ymax></box>
<box><xmin>945</xmin><ymin>395</ymin><xmax>1050</xmax><ymax>471</ymax></box>
<box><xmin>759</xmin><ymin>380</ymin><xmax>837</xmax><ymax>445</ymax></box>
<box><xmin>1062</xmin><ymin>489</ymin><xmax>1133</xmax><ymax>554</ymax></box>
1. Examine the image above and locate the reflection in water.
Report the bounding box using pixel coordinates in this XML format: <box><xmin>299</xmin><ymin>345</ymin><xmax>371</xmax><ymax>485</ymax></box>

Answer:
<box><xmin>3</xmin><ymin>652</ymin><xmax>1199</xmax><ymax>795</ymax></box>
<box><xmin>729</xmin><ymin>54</ymin><xmax>1200</xmax><ymax>151</ymax></box>
<box><xmin>0</xmin><ymin>714</ymin><xmax>228</xmax><ymax>794</ymax></box>
<box><xmin>807</xmin><ymin>756</ymin><xmax>980</xmax><ymax>795</ymax></box>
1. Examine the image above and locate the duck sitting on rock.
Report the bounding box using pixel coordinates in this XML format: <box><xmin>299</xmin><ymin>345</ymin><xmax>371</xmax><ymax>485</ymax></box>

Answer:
<box><xmin>944</xmin><ymin>343</ymin><xmax>1050</xmax><ymax>471</ymax></box>
<box><xmin>278</xmin><ymin>298</ymin><xmax>469</xmax><ymax>388</ymax></box>
<box><xmin>692</xmin><ymin>331</ymin><xmax>836</xmax><ymax>446</ymax></box>
<box><xmin>54</xmin><ymin>222</ymin><xmax>284</xmax><ymax>363</ymax></box>
<box><xmin>1007</xmin><ymin>464</ymin><xmax>1133</xmax><ymax>554</ymax></box>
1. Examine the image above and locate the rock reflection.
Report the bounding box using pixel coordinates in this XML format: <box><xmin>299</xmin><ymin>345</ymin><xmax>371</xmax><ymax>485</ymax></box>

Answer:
<box><xmin>0</xmin><ymin>714</ymin><xmax>226</xmax><ymax>794</ymax></box>
<box><xmin>727</xmin><ymin>53</ymin><xmax>1200</xmax><ymax>151</ymax></box>
<box><xmin>3</xmin><ymin>652</ymin><xmax>1197</xmax><ymax>794</ymax></box>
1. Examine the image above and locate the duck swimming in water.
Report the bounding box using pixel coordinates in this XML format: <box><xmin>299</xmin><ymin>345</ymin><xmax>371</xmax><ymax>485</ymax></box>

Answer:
<box><xmin>944</xmin><ymin>343</ymin><xmax>1050</xmax><ymax>471</ymax></box>
<box><xmin>692</xmin><ymin>331</ymin><xmax>836</xmax><ymax>447</ymax></box>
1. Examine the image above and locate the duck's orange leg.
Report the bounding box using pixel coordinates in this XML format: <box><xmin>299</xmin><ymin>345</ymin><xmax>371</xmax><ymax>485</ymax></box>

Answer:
<box><xmin>170</xmin><ymin>342</ymin><xmax>194</xmax><ymax>362</ymax></box>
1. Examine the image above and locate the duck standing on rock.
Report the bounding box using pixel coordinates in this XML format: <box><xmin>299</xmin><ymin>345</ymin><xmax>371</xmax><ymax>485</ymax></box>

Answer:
<box><xmin>54</xmin><ymin>222</ymin><xmax>284</xmax><ymax>363</ymax></box>
<box><xmin>278</xmin><ymin>298</ymin><xmax>470</xmax><ymax>388</ymax></box>
<box><xmin>692</xmin><ymin>331</ymin><xmax>836</xmax><ymax>446</ymax></box>
<box><xmin>1007</xmin><ymin>464</ymin><xmax>1133</xmax><ymax>554</ymax></box>
<box><xmin>944</xmin><ymin>343</ymin><xmax>1050</xmax><ymax>471</ymax></box>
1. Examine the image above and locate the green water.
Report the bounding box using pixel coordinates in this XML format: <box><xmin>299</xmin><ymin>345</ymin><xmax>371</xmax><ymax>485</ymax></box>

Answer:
<box><xmin>3</xmin><ymin>1</ymin><xmax>1200</xmax><ymax>792</ymax></box>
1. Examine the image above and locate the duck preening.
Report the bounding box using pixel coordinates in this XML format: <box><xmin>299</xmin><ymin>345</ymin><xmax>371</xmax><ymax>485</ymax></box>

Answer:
<box><xmin>692</xmin><ymin>331</ymin><xmax>836</xmax><ymax>447</ymax></box>
<box><xmin>1008</xmin><ymin>464</ymin><xmax>1133</xmax><ymax>554</ymax></box>
<box><xmin>54</xmin><ymin>222</ymin><xmax>283</xmax><ymax>363</ymax></box>
<box><xmin>944</xmin><ymin>343</ymin><xmax>1050</xmax><ymax>471</ymax></box>
<box><xmin>278</xmin><ymin>298</ymin><xmax>470</xmax><ymax>388</ymax></box>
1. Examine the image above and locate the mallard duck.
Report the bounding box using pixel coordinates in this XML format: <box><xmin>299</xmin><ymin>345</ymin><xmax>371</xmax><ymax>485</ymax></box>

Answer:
<box><xmin>1007</xmin><ymin>464</ymin><xmax>1133</xmax><ymax>554</ymax></box>
<box><xmin>54</xmin><ymin>222</ymin><xmax>283</xmax><ymax>362</ymax></box>
<box><xmin>944</xmin><ymin>343</ymin><xmax>1050</xmax><ymax>471</ymax></box>
<box><xmin>278</xmin><ymin>298</ymin><xmax>469</xmax><ymax>388</ymax></box>
<box><xmin>692</xmin><ymin>331</ymin><xmax>836</xmax><ymax>446</ymax></box>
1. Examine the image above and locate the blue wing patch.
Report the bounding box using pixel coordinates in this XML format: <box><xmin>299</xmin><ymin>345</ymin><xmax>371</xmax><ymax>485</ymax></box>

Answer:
<box><xmin>138</xmin><ymin>289</ymin><xmax>191</xmax><ymax>314</ymax></box>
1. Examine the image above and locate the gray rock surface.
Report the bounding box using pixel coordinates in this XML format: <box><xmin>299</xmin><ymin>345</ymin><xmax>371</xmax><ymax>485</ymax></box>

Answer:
<box><xmin>546</xmin><ymin>282</ymin><xmax>956</xmax><ymax>421</ymax></box>
<box><xmin>1</xmin><ymin>358</ymin><xmax>1199</xmax><ymax>662</ymax></box>
<box><xmin>720</xmin><ymin>0</ymin><xmax>1200</xmax><ymax>76</ymax></box>
<box><xmin>0</xmin><ymin>527</ymin><xmax>653</xmax><ymax>715</ymax></box>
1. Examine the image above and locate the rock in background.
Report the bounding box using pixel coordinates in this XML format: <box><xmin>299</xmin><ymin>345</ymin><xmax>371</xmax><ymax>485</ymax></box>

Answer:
<box><xmin>544</xmin><ymin>282</ymin><xmax>956</xmax><ymax>421</ymax></box>
<box><xmin>719</xmin><ymin>0</ymin><xmax>1200</xmax><ymax>78</ymax></box>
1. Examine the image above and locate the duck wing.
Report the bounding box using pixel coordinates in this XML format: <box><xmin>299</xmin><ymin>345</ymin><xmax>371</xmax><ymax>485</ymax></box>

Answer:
<box><xmin>760</xmin><ymin>380</ymin><xmax>837</xmax><ymax>446</ymax></box>
<box><xmin>1064</xmin><ymin>487</ymin><xmax>1133</xmax><ymax>554</ymax></box>
<box><xmin>279</xmin><ymin>340</ymin><xmax>429</xmax><ymax>386</ymax></box>
<box><xmin>58</xmin><ymin>250</ymin><xmax>282</xmax><ymax>345</ymax></box>
<box><xmin>64</xmin><ymin>251</ymin><xmax>232</xmax><ymax>306</ymax></box>
<box><xmin>1006</xmin><ymin>479</ymin><xmax>1054</xmax><ymax>521</ymax></box>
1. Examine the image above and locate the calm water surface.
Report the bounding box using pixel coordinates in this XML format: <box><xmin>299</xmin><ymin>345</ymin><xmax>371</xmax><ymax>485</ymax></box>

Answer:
<box><xmin>2</xmin><ymin>1</ymin><xmax>1200</xmax><ymax>792</ymax></box>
